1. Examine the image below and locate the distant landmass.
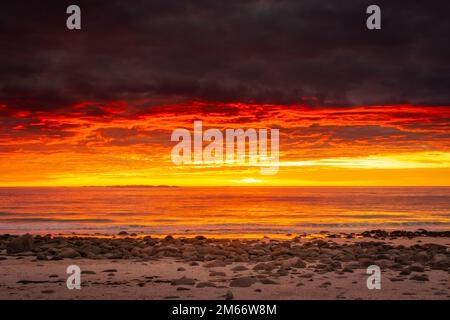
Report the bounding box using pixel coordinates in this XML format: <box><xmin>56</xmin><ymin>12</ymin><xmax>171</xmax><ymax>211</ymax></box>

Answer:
<box><xmin>86</xmin><ymin>185</ymin><xmax>179</xmax><ymax>188</ymax></box>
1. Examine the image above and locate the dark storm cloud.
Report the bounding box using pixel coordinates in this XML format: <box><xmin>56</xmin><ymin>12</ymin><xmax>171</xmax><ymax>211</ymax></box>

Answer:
<box><xmin>0</xmin><ymin>0</ymin><xmax>450</xmax><ymax>111</ymax></box>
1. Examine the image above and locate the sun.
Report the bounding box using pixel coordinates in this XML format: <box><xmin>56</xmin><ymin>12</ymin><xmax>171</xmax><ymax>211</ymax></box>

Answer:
<box><xmin>233</xmin><ymin>178</ymin><xmax>264</xmax><ymax>184</ymax></box>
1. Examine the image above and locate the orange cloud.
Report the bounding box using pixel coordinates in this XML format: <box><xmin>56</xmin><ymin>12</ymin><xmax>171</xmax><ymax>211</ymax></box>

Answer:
<box><xmin>0</xmin><ymin>101</ymin><xmax>449</xmax><ymax>186</ymax></box>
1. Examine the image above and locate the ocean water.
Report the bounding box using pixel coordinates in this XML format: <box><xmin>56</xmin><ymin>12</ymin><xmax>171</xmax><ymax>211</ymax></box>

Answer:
<box><xmin>0</xmin><ymin>187</ymin><xmax>449</xmax><ymax>237</ymax></box>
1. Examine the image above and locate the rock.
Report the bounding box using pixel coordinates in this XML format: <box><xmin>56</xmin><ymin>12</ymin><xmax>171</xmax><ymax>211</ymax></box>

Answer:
<box><xmin>36</xmin><ymin>254</ymin><xmax>48</xmax><ymax>261</ymax></box>
<box><xmin>171</xmin><ymin>276</ymin><xmax>196</xmax><ymax>286</ymax></box>
<box><xmin>277</xmin><ymin>268</ymin><xmax>289</xmax><ymax>276</ymax></box>
<box><xmin>58</xmin><ymin>248</ymin><xmax>80</xmax><ymax>259</ymax></box>
<box><xmin>359</xmin><ymin>258</ymin><xmax>377</xmax><ymax>268</ymax></box>
<box><xmin>409</xmin><ymin>263</ymin><xmax>425</xmax><ymax>273</ymax></box>
<box><xmin>253</xmin><ymin>262</ymin><xmax>275</xmax><ymax>271</ymax></box>
<box><xmin>204</xmin><ymin>260</ymin><xmax>227</xmax><ymax>268</ymax></box>
<box><xmin>102</xmin><ymin>269</ymin><xmax>118</xmax><ymax>273</ymax></box>
<box><xmin>374</xmin><ymin>259</ymin><xmax>391</xmax><ymax>269</ymax></box>
<box><xmin>181</xmin><ymin>251</ymin><xmax>198</xmax><ymax>261</ymax></box>
<box><xmin>130</xmin><ymin>247</ymin><xmax>142</xmax><ymax>256</ymax></box>
<box><xmin>248</xmin><ymin>249</ymin><xmax>267</xmax><ymax>256</ymax></box>
<box><xmin>410</xmin><ymin>274</ymin><xmax>429</xmax><ymax>281</ymax></box>
<box><xmin>299</xmin><ymin>272</ymin><xmax>314</xmax><ymax>278</ymax></box>
<box><xmin>230</xmin><ymin>277</ymin><xmax>257</xmax><ymax>288</ymax></box>
<box><xmin>6</xmin><ymin>234</ymin><xmax>34</xmax><ymax>254</ymax></box>
<box><xmin>399</xmin><ymin>269</ymin><xmax>411</xmax><ymax>276</ymax></box>
<box><xmin>292</xmin><ymin>258</ymin><xmax>307</xmax><ymax>268</ymax></box>
<box><xmin>141</xmin><ymin>247</ymin><xmax>153</xmax><ymax>256</ymax></box>
<box><xmin>164</xmin><ymin>235</ymin><xmax>174</xmax><ymax>241</ymax></box>
<box><xmin>196</xmin><ymin>281</ymin><xmax>217</xmax><ymax>288</ymax></box>
<box><xmin>118</xmin><ymin>231</ymin><xmax>128</xmax><ymax>236</ymax></box>
<box><xmin>14</xmin><ymin>251</ymin><xmax>34</xmax><ymax>256</ymax></box>
<box><xmin>231</xmin><ymin>265</ymin><xmax>248</xmax><ymax>271</ymax></box>
<box><xmin>394</xmin><ymin>255</ymin><xmax>411</xmax><ymax>266</ymax></box>
<box><xmin>342</xmin><ymin>267</ymin><xmax>354</xmax><ymax>273</ymax></box>
<box><xmin>259</xmin><ymin>278</ymin><xmax>279</xmax><ymax>285</ymax></box>
<box><xmin>431</xmin><ymin>254</ymin><xmax>449</xmax><ymax>270</ymax></box>
<box><xmin>41</xmin><ymin>290</ymin><xmax>55</xmax><ymax>294</ymax></box>
<box><xmin>412</xmin><ymin>252</ymin><xmax>429</xmax><ymax>262</ymax></box>
<box><xmin>314</xmin><ymin>263</ymin><xmax>335</xmax><ymax>273</ymax></box>
<box><xmin>154</xmin><ymin>245</ymin><xmax>179</xmax><ymax>256</ymax></box>
<box><xmin>282</xmin><ymin>258</ymin><xmax>306</xmax><ymax>269</ymax></box>
<box><xmin>108</xmin><ymin>252</ymin><xmax>125</xmax><ymax>259</ymax></box>
<box><xmin>225</xmin><ymin>290</ymin><xmax>234</xmax><ymax>300</ymax></box>
<box><xmin>81</xmin><ymin>270</ymin><xmax>96</xmax><ymax>275</ymax></box>
<box><xmin>344</xmin><ymin>261</ymin><xmax>360</xmax><ymax>269</ymax></box>
<box><xmin>177</xmin><ymin>267</ymin><xmax>186</xmax><ymax>271</ymax></box>
<box><xmin>210</xmin><ymin>271</ymin><xmax>226</xmax><ymax>277</ymax></box>
<box><xmin>271</xmin><ymin>247</ymin><xmax>293</xmax><ymax>257</ymax></box>
<box><xmin>176</xmin><ymin>287</ymin><xmax>191</xmax><ymax>291</ymax></box>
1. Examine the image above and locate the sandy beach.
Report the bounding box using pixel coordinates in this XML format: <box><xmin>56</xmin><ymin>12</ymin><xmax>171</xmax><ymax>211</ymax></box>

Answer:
<box><xmin>0</xmin><ymin>231</ymin><xmax>449</xmax><ymax>300</ymax></box>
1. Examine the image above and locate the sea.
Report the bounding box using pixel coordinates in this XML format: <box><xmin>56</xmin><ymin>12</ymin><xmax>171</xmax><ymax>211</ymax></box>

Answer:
<box><xmin>0</xmin><ymin>186</ymin><xmax>449</xmax><ymax>237</ymax></box>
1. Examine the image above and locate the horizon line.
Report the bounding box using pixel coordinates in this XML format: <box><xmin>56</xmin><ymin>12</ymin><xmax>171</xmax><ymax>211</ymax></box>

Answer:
<box><xmin>1</xmin><ymin>185</ymin><xmax>450</xmax><ymax>188</ymax></box>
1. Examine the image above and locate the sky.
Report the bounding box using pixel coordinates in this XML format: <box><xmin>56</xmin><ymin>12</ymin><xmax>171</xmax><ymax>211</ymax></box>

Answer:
<box><xmin>0</xmin><ymin>0</ymin><xmax>449</xmax><ymax>186</ymax></box>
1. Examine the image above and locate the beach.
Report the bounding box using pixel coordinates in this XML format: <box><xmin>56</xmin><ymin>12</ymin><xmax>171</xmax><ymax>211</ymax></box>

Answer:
<box><xmin>1</xmin><ymin>231</ymin><xmax>449</xmax><ymax>300</ymax></box>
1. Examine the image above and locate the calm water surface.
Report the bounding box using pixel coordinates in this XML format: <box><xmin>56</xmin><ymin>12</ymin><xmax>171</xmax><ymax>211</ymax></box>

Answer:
<box><xmin>0</xmin><ymin>187</ymin><xmax>449</xmax><ymax>236</ymax></box>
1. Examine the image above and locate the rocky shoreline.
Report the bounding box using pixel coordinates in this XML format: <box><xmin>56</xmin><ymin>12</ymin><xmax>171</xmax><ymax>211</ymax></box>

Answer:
<box><xmin>2</xmin><ymin>230</ymin><xmax>450</xmax><ymax>263</ymax></box>
<box><xmin>0</xmin><ymin>231</ymin><xmax>449</xmax><ymax>299</ymax></box>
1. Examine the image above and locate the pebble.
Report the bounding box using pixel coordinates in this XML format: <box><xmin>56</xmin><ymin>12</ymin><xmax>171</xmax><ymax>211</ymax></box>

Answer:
<box><xmin>41</xmin><ymin>290</ymin><xmax>55</xmax><ymax>294</ymax></box>
<box><xmin>224</xmin><ymin>290</ymin><xmax>234</xmax><ymax>300</ymax></box>
<box><xmin>410</xmin><ymin>274</ymin><xmax>429</xmax><ymax>281</ymax></box>
<box><xmin>81</xmin><ymin>270</ymin><xmax>96</xmax><ymax>275</ymax></box>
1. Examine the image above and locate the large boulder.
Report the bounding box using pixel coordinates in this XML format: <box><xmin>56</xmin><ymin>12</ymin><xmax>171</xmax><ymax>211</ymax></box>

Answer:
<box><xmin>6</xmin><ymin>234</ymin><xmax>34</xmax><ymax>254</ymax></box>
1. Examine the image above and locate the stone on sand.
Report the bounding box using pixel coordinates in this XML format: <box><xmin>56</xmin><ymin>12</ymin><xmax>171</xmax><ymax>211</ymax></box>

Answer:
<box><xmin>196</xmin><ymin>281</ymin><xmax>217</xmax><ymax>288</ymax></box>
<box><xmin>204</xmin><ymin>260</ymin><xmax>227</xmax><ymax>268</ymax></box>
<box><xmin>410</xmin><ymin>274</ymin><xmax>429</xmax><ymax>281</ymax></box>
<box><xmin>81</xmin><ymin>270</ymin><xmax>96</xmax><ymax>275</ymax></box>
<box><xmin>224</xmin><ymin>290</ymin><xmax>234</xmax><ymax>300</ymax></box>
<box><xmin>231</xmin><ymin>265</ymin><xmax>248</xmax><ymax>271</ymax></box>
<box><xmin>171</xmin><ymin>276</ymin><xmax>196</xmax><ymax>286</ymax></box>
<box><xmin>409</xmin><ymin>263</ymin><xmax>425</xmax><ymax>273</ymax></box>
<box><xmin>230</xmin><ymin>276</ymin><xmax>257</xmax><ymax>287</ymax></box>
<box><xmin>259</xmin><ymin>278</ymin><xmax>279</xmax><ymax>285</ymax></box>
<box><xmin>58</xmin><ymin>248</ymin><xmax>81</xmax><ymax>259</ymax></box>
